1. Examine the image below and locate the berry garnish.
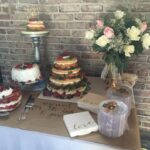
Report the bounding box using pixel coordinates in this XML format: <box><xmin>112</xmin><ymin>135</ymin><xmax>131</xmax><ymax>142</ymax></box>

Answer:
<box><xmin>15</xmin><ymin>64</ymin><xmax>20</xmax><ymax>69</ymax></box>
<box><xmin>75</xmin><ymin>91</ymin><xmax>81</xmax><ymax>97</ymax></box>
<box><xmin>15</xmin><ymin>63</ymin><xmax>33</xmax><ymax>69</ymax></box>
<box><xmin>57</xmin><ymin>56</ymin><xmax>63</xmax><ymax>60</ymax></box>
<box><xmin>29</xmin><ymin>17</ymin><xmax>38</xmax><ymax>21</ymax></box>
<box><xmin>26</xmin><ymin>63</ymin><xmax>33</xmax><ymax>68</ymax></box>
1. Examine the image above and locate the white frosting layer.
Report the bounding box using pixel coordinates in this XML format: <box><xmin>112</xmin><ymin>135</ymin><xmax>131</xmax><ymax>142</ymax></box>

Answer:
<box><xmin>0</xmin><ymin>95</ymin><xmax>22</xmax><ymax>108</ymax></box>
<box><xmin>0</xmin><ymin>88</ymin><xmax>13</xmax><ymax>99</ymax></box>
<box><xmin>52</xmin><ymin>68</ymin><xmax>80</xmax><ymax>75</ymax></box>
<box><xmin>11</xmin><ymin>64</ymin><xmax>41</xmax><ymax>83</ymax></box>
<box><xmin>50</xmin><ymin>78</ymin><xmax>81</xmax><ymax>86</ymax></box>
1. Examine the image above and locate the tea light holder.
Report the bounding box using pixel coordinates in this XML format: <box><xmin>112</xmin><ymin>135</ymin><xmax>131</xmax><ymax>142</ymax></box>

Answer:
<box><xmin>97</xmin><ymin>100</ymin><xmax>128</xmax><ymax>138</ymax></box>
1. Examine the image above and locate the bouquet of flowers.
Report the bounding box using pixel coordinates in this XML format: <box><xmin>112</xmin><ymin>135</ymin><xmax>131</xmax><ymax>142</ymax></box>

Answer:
<box><xmin>85</xmin><ymin>10</ymin><xmax>150</xmax><ymax>82</ymax></box>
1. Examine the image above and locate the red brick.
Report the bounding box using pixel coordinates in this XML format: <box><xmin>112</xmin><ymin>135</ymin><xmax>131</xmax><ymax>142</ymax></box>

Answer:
<box><xmin>49</xmin><ymin>29</ymin><xmax>70</xmax><ymax>36</ymax></box>
<box><xmin>75</xmin><ymin>13</ymin><xmax>97</xmax><ymax>20</ymax></box>
<box><xmin>81</xmin><ymin>52</ymin><xmax>103</xmax><ymax>59</ymax></box>
<box><xmin>132</xmin><ymin>4</ymin><xmax>150</xmax><ymax>12</ymax></box>
<box><xmin>137</xmin><ymin>108</ymin><xmax>150</xmax><ymax>115</ymax></box>
<box><xmin>54</xmin><ymin>14</ymin><xmax>73</xmax><ymax>21</ymax></box>
<box><xmin>83</xmin><ymin>0</ymin><xmax>103</xmax><ymax>2</ymax></box>
<box><xmin>139</xmin><ymin>126</ymin><xmax>150</xmax><ymax>132</ymax></box>
<box><xmin>134</xmin><ymin>82</ymin><xmax>145</xmax><ymax>90</ymax></box>
<box><xmin>71</xmin><ymin>30</ymin><xmax>86</xmax><ymax>37</ymax></box>
<box><xmin>0</xmin><ymin>14</ymin><xmax>10</xmax><ymax>19</ymax></box>
<box><xmin>142</xmin><ymin>122</ymin><xmax>150</xmax><ymax>128</ymax></box>
<box><xmin>60</xmin><ymin>0</ymin><xmax>81</xmax><ymax>3</ymax></box>
<box><xmin>39</xmin><ymin>0</ymin><xmax>60</xmax><ymax>3</ymax></box>
<box><xmin>81</xmin><ymin>4</ymin><xmax>103</xmax><ymax>12</ymax></box>
<box><xmin>59</xmin><ymin>5</ymin><xmax>80</xmax><ymax>12</ymax></box>
<box><xmin>0</xmin><ymin>29</ymin><xmax>6</xmax><ymax>34</ymax></box>
<box><xmin>134</xmin><ymin>89</ymin><xmax>150</xmax><ymax>97</ymax></box>
<box><xmin>66</xmin><ymin>22</ymin><xmax>90</xmax><ymax>29</ymax></box>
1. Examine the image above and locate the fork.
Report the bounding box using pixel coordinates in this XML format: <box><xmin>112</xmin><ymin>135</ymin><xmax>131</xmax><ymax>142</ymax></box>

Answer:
<box><xmin>19</xmin><ymin>95</ymin><xmax>35</xmax><ymax>120</ymax></box>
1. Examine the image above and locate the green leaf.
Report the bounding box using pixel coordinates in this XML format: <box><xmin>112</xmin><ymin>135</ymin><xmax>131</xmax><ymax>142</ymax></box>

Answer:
<box><xmin>124</xmin><ymin>15</ymin><xmax>137</xmax><ymax>28</ymax></box>
<box><xmin>92</xmin><ymin>43</ymin><xmax>106</xmax><ymax>52</ymax></box>
<box><xmin>103</xmin><ymin>51</ymin><xmax>128</xmax><ymax>73</ymax></box>
<box><xmin>131</xmin><ymin>41</ymin><xmax>143</xmax><ymax>55</ymax></box>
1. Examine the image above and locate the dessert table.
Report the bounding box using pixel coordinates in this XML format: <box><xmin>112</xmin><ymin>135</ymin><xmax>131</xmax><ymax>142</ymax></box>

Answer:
<box><xmin>0</xmin><ymin>77</ymin><xmax>141</xmax><ymax>150</ymax></box>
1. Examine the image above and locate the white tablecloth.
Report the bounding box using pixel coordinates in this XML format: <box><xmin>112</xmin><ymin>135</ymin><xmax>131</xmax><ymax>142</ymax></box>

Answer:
<box><xmin>0</xmin><ymin>126</ymin><xmax>125</xmax><ymax>150</ymax></box>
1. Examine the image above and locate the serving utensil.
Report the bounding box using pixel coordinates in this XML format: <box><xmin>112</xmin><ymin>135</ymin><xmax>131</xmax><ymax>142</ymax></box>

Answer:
<box><xmin>0</xmin><ymin>112</ymin><xmax>10</xmax><ymax>119</ymax></box>
<box><xmin>19</xmin><ymin>95</ymin><xmax>35</xmax><ymax>120</ymax></box>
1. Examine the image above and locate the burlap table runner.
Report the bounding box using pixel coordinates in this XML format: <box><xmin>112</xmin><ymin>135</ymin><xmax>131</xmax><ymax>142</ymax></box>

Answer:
<box><xmin>0</xmin><ymin>77</ymin><xmax>141</xmax><ymax>150</ymax></box>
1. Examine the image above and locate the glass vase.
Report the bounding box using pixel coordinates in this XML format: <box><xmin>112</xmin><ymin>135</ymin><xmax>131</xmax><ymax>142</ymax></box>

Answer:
<box><xmin>101</xmin><ymin>63</ymin><xmax>122</xmax><ymax>88</ymax></box>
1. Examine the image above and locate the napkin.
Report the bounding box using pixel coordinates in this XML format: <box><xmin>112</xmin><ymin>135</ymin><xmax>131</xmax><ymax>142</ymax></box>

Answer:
<box><xmin>63</xmin><ymin>111</ymin><xmax>98</xmax><ymax>137</ymax></box>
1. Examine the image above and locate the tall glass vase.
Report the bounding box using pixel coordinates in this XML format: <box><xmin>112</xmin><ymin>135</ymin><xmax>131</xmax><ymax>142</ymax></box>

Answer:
<box><xmin>101</xmin><ymin>63</ymin><xmax>122</xmax><ymax>88</ymax></box>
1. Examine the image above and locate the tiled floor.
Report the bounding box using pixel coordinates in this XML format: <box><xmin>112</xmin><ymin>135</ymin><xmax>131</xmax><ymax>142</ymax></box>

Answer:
<box><xmin>141</xmin><ymin>131</ymin><xmax>150</xmax><ymax>150</ymax></box>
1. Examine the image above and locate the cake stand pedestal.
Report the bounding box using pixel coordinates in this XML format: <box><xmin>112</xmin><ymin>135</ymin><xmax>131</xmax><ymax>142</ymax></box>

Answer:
<box><xmin>21</xmin><ymin>31</ymin><xmax>49</xmax><ymax>63</ymax></box>
<box><xmin>17</xmin><ymin>80</ymin><xmax>46</xmax><ymax>92</ymax></box>
<box><xmin>21</xmin><ymin>31</ymin><xmax>49</xmax><ymax>91</ymax></box>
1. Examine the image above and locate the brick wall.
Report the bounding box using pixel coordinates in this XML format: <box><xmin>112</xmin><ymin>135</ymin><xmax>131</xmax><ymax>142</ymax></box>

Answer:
<box><xmin>0</xmin><ymin>0</ymin><xmax>150</xmax><ymax>131</ymax></box>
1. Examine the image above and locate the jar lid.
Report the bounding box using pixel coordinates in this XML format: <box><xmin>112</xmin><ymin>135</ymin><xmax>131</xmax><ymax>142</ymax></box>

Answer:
<box><xmin>99</xmin><ymin>100</ymin><xmax>128</xmax><ymax>114</ymax></box>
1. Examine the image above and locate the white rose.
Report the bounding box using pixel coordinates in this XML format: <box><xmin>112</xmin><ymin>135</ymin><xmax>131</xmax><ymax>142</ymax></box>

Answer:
<box><xmin>124</xmin><ymin>45</ymin><xmax>135</xmax><ymax>57</ymax></box>
<box><xmin>96</xmin><ymin>35</ymin><xmax>110</xmax><ymax>47</ymax></box>
<box><xmin>114</xmin><ymin>10</ymin><xmax>125</xmax><ymax>19</ymax></box>
<box><xmin>142</xmin><ymin>33</ymin><xmax>150</xmax><ymax>49</ymax></box>
<box><xmin>85</xmin><ymin>29</ymin><xmax>95</xmax><ymax>40</ymax></box>
<box><xmin>127</xmin><ymin>26</ymin><xmax>141</xmax><ymax>41</ymax></box>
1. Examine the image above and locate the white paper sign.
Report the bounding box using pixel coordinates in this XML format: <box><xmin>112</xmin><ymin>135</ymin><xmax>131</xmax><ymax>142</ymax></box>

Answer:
<box><xmin>63</xmin><ymin>111</ymin><xmax>98</xmax><ymax>137</ymax></box>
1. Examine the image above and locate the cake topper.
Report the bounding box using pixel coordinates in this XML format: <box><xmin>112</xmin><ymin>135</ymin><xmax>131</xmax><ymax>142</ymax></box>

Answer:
<box><xmin>26</xmin><ymin>5</ymin><xmax>39</xmax><ymax>20</ymax></box>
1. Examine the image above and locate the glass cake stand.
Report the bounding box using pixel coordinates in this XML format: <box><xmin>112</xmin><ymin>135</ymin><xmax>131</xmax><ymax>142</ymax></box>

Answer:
<box><xmin>17</xmin><ymin>79</ymin><xmax>46</xmax><ymax>92</ymax></box>
<box><xmin>21</xmin><ymin>30</ymin><xmax>49</xmax><ymax>91</ymax></box>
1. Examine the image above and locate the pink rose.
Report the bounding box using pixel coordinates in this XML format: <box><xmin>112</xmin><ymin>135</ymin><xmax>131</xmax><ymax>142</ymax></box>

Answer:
<box><xmin>96</xmin><ymin>19</ymin><xmax>103</xmax><ymax>28</ymax></box>
<box><xmin>140</xmin><ymin>21</ymin><xmax>147</xmax><ymax>32</ymax></box>
<box><xmin>104</xmin><ymin>27</ymin><xmax>114</xmax><ymax>38</ymax></box>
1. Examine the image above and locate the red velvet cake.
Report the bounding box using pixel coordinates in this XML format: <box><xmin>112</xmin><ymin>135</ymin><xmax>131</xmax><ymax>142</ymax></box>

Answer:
<box><xmin>0</xmin><ymin>86</ymin><xmax>22</xmax><ymax>112</ymax></box>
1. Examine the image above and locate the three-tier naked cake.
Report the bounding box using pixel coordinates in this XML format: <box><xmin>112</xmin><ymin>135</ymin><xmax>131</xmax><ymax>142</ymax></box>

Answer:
<box><xmin>44</xmin><ymin>55</ymin><xmax>90</xmax><ymax>99</ymax></box>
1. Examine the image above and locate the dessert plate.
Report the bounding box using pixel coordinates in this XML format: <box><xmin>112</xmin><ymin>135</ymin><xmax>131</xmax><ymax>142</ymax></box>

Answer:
<box><xmin>21</xmin><ymin>30</ymin><xmax>49</xmax><ymax>37</ymax></box>
<box><xmin>0</xmin><ymin>111</ymin><xmax>10</xmax><ymax>117</ymax></box>
<box><xmin>0</xmin><ymin>101</ymin><xmax>21</xmax><ymax>112</ymax></box>
<box><xmin>24</xmin><ymin>80</ymin><xmax>39</xmax><ymax>85</ymax></box>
